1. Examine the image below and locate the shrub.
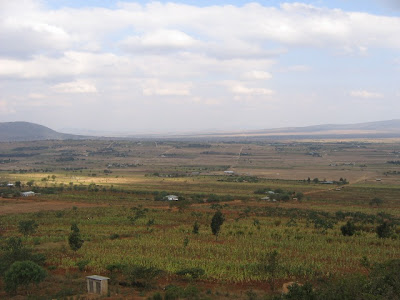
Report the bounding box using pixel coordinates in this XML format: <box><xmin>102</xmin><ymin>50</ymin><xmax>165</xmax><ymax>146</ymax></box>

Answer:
<box><xmin>18</xmin><ymin>220</ymin><xmax>38</xmax><ymax>236</ymax></box>
<box><xmin>110</xmin><ymin>233</ymin><xmax>120</xmax><ymax>240</ymax></box>
<box><xmin>192</xmin><ymin>221</ymin><xmax>200</xmax><ymax>234</ymax></box>
<box><xmin>0</xmin><ymin>237</ymin><xmax>46</xmax><ymax>275</ymax></box>
<box><xmin>4</xmin><ymin>260</ymin><xmax>47</xmax><ymax>294</ymax></box>
<box><xmin>340</xmin><ymin>221</ymin><xmax>356</xmax><ymax>236</ymax></box>
<box><xmin>176</xmin><ymin>267</ymin><xmax>205</xmax><ymax>279</ymax></box>
<box><xmin>376</xmin><ymin>221</ymin><xmax>394</xmax><ymax>238</ymax></box>
<box><xmin>123</xmin><ymin>265</ymin><xmax>162</xmax><ymax>288</ymax></box>
<box><xmin>76</xmin><ymin>259</ymin><xmax>90</xmax><ymax>271</ymax></box>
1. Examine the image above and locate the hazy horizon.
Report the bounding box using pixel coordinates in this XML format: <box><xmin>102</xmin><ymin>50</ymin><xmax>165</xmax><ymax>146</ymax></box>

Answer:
<box><xmin>1</xmin><ymin>0</ymin><xmax>399</xmax><ymax>133</ymax></box>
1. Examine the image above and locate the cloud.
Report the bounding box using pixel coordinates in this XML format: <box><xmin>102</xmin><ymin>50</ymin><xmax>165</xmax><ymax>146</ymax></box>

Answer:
<box><xmin>349</xmin><ymin>90</ymin><xmax>384</xmax><ymax>99</ymax></box>
<box><xmin>120</xmin><ymin>29</ymin><xmax>198</xmax><ymax>53</ymax></box>
<box><xmin>231</xmin><ymin>84</ymin><xmax>274</xmax><ymax>96</ymax></box>
<box><xmin>52</xmin><ymin>80</ymin><xmax>97</xmax><ymax>93</ymax></box>
<box><xmin>0</xmin><ymin>100</ymin><xmax>15</xmax><ymax>114</ymax></box>
<box><xmin>141</xmin><ymin>79</ymin><xmax>191</xmax><ymax>96</ymax></box>
<box><xmin>242</xmin><ymin>71</ymin><xmax>272</xmax><ymax>80</ymax></box>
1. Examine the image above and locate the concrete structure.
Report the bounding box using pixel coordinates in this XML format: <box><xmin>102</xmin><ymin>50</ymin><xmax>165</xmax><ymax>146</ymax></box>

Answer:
<box><xmin>166</xmin><ymin>195</ymin><xmax>179</xmax><ymax>201</ymax></box>
<box><xmin>86</xmin><ymin>275</ymin><xmax>109</xmax><ymax>295</ymax></box>
<box><xmin>224</xmin><ymin>171</ymin><xmax>234</xmax><ymax>175</ymax></box>
<box><xmin>21</xmin><ymin>191</ymin><xmax>35</xmax><ymax>197</ymax></box>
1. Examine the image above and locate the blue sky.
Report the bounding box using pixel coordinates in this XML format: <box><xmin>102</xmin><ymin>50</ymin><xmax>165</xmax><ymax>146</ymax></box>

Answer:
<box><xmin>45</xmin><ymin>0</ymin><xmax>400</xmax><ymax>15</ymax></box>
<box><xmin>0</xmin><ymin>1</ymin><xmax>399</xmax><ymax>133</ymax></box>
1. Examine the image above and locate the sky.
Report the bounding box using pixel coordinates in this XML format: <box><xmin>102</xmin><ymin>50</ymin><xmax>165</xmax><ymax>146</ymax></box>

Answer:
<box><xmin>0</xmin><ymin>0</ymin><xmax>399</xmax><ymax>134</ymax></box>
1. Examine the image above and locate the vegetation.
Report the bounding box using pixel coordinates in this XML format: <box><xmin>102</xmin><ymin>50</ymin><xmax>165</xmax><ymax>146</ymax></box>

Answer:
<box><xmin>1</xmin><ymin>139</ymin><xmax>400</xmax><ymax>298</ymax></box>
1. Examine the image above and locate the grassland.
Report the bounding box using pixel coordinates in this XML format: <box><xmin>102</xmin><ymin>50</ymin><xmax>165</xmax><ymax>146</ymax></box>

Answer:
<box><xmin>0</xmin><ymin>139</ymin><xmax>400</xmax><ymax>299</ymax></box>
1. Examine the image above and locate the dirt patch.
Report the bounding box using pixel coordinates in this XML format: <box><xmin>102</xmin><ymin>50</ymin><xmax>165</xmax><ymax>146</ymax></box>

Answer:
<box><xmin>0</xmin><ymin>198</ymin><xmax>105</xmax><ymax>215</ymax></box>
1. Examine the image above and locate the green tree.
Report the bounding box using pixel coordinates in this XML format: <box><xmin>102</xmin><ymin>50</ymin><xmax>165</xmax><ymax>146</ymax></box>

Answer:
<box><xmin>0</xmin><ymin>237</ymin><xmax>46</xmax><ymax>275</ymax></box>
<box><xmin>4</xmin><ymin>260</ymin><xmax>47</xmax><ymax>294</ymax></box>
<box><xmin>211</xmin><ymin>210</ymin><xmax>225</xmax><ymax>240</ymax></box>
<box><xmin>68</xmin><ymin>223</ymin><xmax>84</xmax><ymax>251</ymax></box>
<box><xmin>26</xmin><ymin>180</ymin><xmax>34</xmax><ymax>187</ymax></box>
<box><xmin>341</xmin><ymin>220</ymin><xmax>356</xmax><ymax>236</ymax></box>
<box><xmin>192</xmin><ymin>221</ymin><xmax>200</xmax><ymax>234</ymax></box>
<box><xmin>376</xmin><ymin>221</ymin><xmax>393</xmax><ymax>238</ymax></box>
<box><xmin>18</xmin><ymin>220</ymin><xmax>38</xmax><ymax>236</ymax></box>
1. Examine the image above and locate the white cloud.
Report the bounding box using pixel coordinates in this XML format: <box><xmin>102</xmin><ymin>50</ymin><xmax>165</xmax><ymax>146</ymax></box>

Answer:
<box><xmin>141</xmin><ymin>79</ymin><xmax>191</xmax><ymax>96</ymax></box>
<box><xmin>350</xmin><ymin>90</ymin><xmax>384</xmax><ymax>99</ymax></box>
<box><xmin>120</xmin><ymin>29</ymin><xmax>198</xmax><ymax>53</ymax></box>
<box><xmin>231</xmin><ymin>84</ymin><xmax>274</xmax><ymax>96</ymax></box>
<box><xmin>52</xmin><ymin>80</ymin><xmax>97</xmax><ymax>93</ymax></box>
<box><xmin>242</xmin><ymin>71</ymin><xmax>272</xmax><ymax>80</ymax></box>
<box><xmin>0</xmin><ymin>100</ymin><xmax>15</xmax><ymax>114</ymax></box>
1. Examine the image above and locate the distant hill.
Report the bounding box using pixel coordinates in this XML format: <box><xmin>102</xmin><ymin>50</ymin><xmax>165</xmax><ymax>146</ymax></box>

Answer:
<box><xmin>0</xmin><ymin>122</ymin><xmax>84</xmax><ymax>142</ymax></box>
<box><xmin>2</xmin><ymin>120</ymin><xmax>400</xmax><ymax>142</ymax></box>
<box><xmin>169</xmin><ymin>119</ymin><xmax>400</xmax><ymax>140</ymax></box>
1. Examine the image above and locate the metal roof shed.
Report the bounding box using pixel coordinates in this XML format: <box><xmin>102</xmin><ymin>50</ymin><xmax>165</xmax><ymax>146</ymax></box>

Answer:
<box><xmin>86</xmin><ymin>275</ymin><xmax>109</xmax><ymax>295</ymax></box>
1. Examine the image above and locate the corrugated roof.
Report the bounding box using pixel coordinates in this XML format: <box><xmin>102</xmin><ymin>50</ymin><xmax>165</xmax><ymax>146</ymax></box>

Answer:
<box><xmin>86</xmin><ymin>275</ymin><xmax>109</xmax><ymax>281</ymax></box>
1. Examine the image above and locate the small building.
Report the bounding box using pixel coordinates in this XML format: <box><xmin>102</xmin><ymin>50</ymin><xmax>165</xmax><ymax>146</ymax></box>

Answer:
<box><xmin>267</xmin><ymin>191</ymin><xmax>275</xmax><ymax>194</ymax></box>
<box><xmin>224</xmin><ymin>171</ymin><xmax>234</xmax><ymax>175</ymax></box>
<box><xmin>86</xmin><ymin>275</ymin><xmax>109</xmax><ymax>295</ymax></box>
<box><xmin>165</xmin><ymin>195</ymin><xmax>179</xmax><ymax>201</ymax></box>
<box><xmin>7</xmin><ymin>183</ymin><xmax>14</xmax><ymax>187</ymax></box>
<box><xmin>261</xmin><ymin>196</ymin><xmax>270</xmax><ymax>201</ymax></box>
<box><xmin>376</xmin><ymin>178</ymin><xmax>382</xmax><ymax>181</ymax></box>
<box><xmin>21</xmin><ymin>191</ymin><xmax>35</xmax><ymax>197</ymax></box>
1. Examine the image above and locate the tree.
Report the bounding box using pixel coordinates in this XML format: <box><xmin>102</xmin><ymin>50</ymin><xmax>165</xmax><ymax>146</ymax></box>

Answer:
<box><xmin>0</xmin><ymin>237</ymin><xmax>46</xmax><ymax>275</ymax></box>
<box><xmin>4</xmin><ymin>260</ymin><xmax>46</xmax><ymax>294</ymax></box>
<box><xmin>192</xmin><ymin>221</ymin><xmax>200</xmax><ymax>234</ymax></box>
<box><xmin>376</xmin><ymin>221</ymin><xmax>393</xmax><ymax>239</ymax></box>
<box><xmin>211</xmin><ymin>210</ymin><xmax>224</xmax><ymax>240</ymax></box>
<box><xmin>26</xmin><ymin>180</ymin><xmax>34</xmax><ymax>187</ymax></box>
<box><xmin>18</xmin><ymin>220</ymin><xmax>38</xmax><ymax>236</ymax></box>
<box><xmin>68</xmin><ymin>223</ymin><xmax>84</xmax><ymax>251</ymax></box>
<box><xmin>15</xmin><ymin>181</ymin><xmax>21</xmax><ymax>189</ymax></box>
<box><xmin>341</xmin><ymin>220</ymin><xmax>356</xmax><ymax>236</ymax></box>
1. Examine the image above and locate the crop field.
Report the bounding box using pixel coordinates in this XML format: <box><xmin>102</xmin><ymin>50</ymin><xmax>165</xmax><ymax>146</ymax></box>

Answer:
<box><xmin>0</xmin><ymin>139</ymin><xmax>400</xmax><ymax>299</ymax></box>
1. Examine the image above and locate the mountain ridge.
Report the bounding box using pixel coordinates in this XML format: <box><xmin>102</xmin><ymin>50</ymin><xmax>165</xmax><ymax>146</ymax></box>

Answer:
<box><xmin>1</xmin><ymin>119</ymin><xmax>400</xmax><ymax>141</ymax></box>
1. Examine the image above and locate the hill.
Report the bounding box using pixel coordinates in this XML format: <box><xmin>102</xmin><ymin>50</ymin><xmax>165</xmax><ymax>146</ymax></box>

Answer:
<box><xmin>0</xmin><ymin>122</ymin><xmax>83</xmax><ymax>142</ymax></box>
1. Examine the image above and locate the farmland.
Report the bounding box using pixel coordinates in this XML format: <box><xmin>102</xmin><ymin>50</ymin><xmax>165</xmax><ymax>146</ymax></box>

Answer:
<box><xmin>1</xmin><ymin>139</ymin><xmax>400</xmax><ymax>299</ymax></box>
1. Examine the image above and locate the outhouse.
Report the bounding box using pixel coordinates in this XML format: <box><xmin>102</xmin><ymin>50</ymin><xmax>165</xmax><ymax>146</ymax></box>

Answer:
<box><xmin>86</xmin><ymin>275</ymin><xmax>109</xmax><ymax>295</ymax></box>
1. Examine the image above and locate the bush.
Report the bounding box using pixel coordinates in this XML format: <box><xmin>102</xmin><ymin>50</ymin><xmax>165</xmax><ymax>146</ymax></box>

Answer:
<box><xmin>123</xmin><ymin>265</ymin><xmax>162</xmax><ymax>288</ymax></box>
<box><xmin>376</xmin><ymin>221</ymin><xmax>394</xmax><ymax>238</ymax></box>
<box><xmin>340</xmin><ymin>221</ymin><xmax>356</xmax><ymax>236</ymax></box>
<box><xmin>18</xmin><ymin>220</ymin><xmax>38</xmax><ymax>236</ymax></box>
<box><xmin>283</xmin><ymin>283</ymin><xmax>316</xmax><ymax>300</ymax></box>
<box><xmin>76</xmin><ymin>259</ymin><xmax>90</xmax><ymax>271</ymax></box>
<box><xmin>110</xmin><ymin>233</ymin><xmax>120</xmax><ymax>240</ymax></box>
<box><xmin>176</xmin><ymin>267</ymin><xmax>205</xmax><ymax>279</ymax></box>
<box><xmin>4</xmin><ymin>260</ymin><xmax>47</xmax><ymax>294</ymax></box>
<box><xmin>164</xmin><ymin>285</ymin><xmax>200</xmax><ymax>300</ymax></box>
<box><xmin>0</xmin><ymin>237</ymin><xmax>46</xmax><ymax>275</ymax></box>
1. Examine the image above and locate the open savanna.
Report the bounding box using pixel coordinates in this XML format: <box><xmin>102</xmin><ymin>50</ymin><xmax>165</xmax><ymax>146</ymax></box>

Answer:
<box><xmin>0</xmin><ymin>139</ymin><xmax>400</xmax><ymax>299</ymax></box>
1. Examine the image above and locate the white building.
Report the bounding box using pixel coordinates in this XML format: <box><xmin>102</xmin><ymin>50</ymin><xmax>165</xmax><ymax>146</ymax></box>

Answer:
<box><xmin>21</xmin><ymin>191</ymin><xmax>35</xmax><ymax>197</ymax></box>
<box><xmin>165</xmin><ymin>195</ymin><xmax>179</xmax><ymax>201</ymax></box>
